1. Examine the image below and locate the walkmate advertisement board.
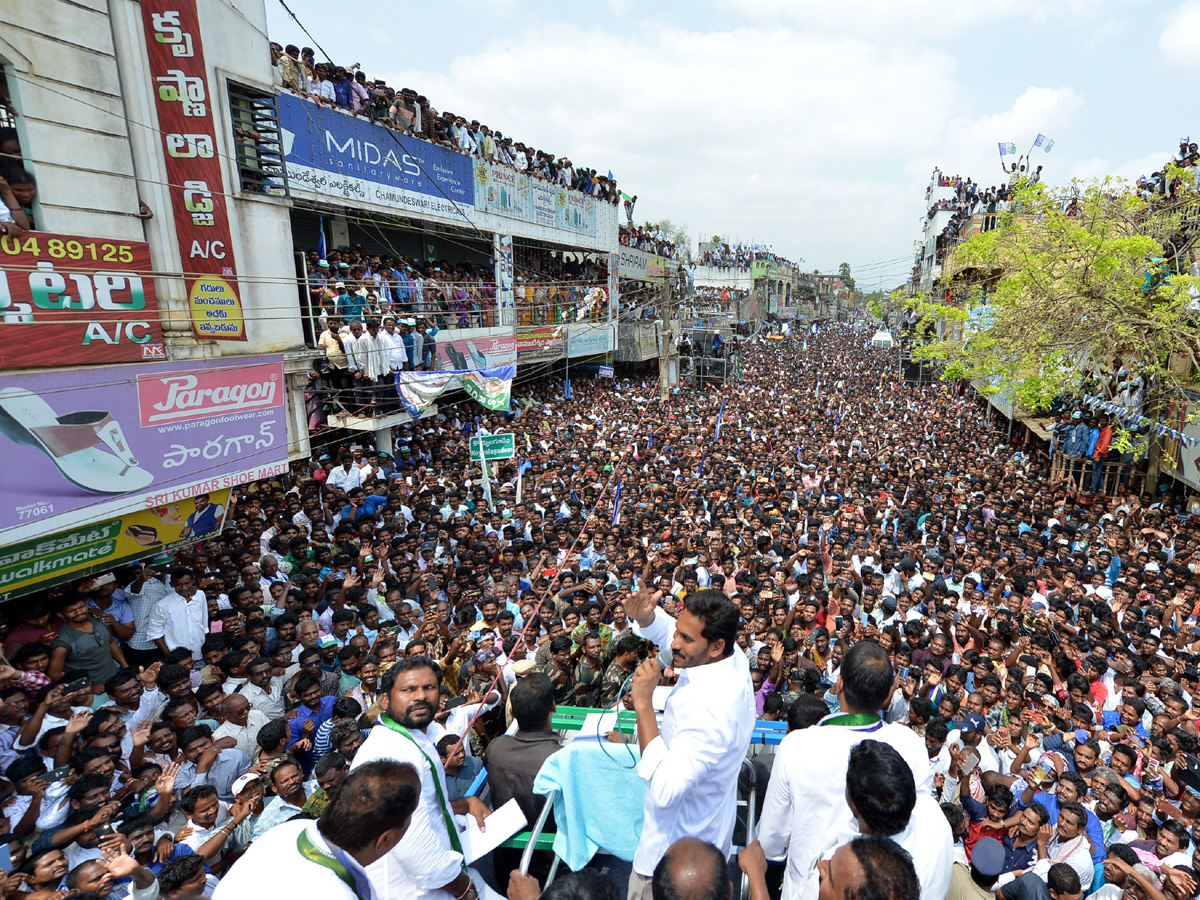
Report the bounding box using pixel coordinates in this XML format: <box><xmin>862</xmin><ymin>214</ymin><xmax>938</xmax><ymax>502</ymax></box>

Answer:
<box><xmin>0</xmin><ymin>487</ymin><xmax>235</xmax><ymax>600</ymax></box>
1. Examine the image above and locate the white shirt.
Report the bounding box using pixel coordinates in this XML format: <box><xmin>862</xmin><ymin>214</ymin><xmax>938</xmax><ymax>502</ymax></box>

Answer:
<box><xmin>757</xmin><ymin>713</ymin><xmax>932</xmax><ymax>900</ymax></box>
<box><xmin>381</xmin><ymin>329</ymin><xmax>407</xmax><ymax>371</ymax></box>
<box><xmin>213</xmin><ymin>710</ymin><xmax>273</xmax><ymax>757</ymax></box>
<box><xmin>236</xmin><ymin>678</ymin><xmax>287</xmax><ymax>719</ymax></box>
<box><xmin>327</xmin><ymin>465</ymin><xmax>364</xmax><ymax>493</ymax></box>
<box><xmin>312</xmin><ymin>80</ymin><xmax>336</xmax><ymax>103</ymax></box>
<box><xmin>351</xmin><ymin>722</ymin><xmax>467</xmax><ymax>900</ymax></box>
<box><xmin>888</xmin><ymin>795</ymin><xmax>955</xmax><ymax>900</ymax></box>
<box><xmin>215</xmin><ymin>819</ymin><xmax>373</xmax><ymax>900</ymax></box>
<box><xmin>1032</xmin><ymin>834</ymin><xmax>1094</xmax><ymax>891</ymax></box>
<box><xmin>630</xmin><ymin>608</ymin><xmax>756</xmax><ymax>877</ymax></box>
<box><xmin>145</xmin><ymin>589</ymin><xmax>209</xmax><ymax>658</ymax></box>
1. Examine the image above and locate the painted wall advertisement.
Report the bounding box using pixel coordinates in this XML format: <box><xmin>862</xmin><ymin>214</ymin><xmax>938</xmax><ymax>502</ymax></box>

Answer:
<box><xmin>475</xmin><ymin>161</ymin><xmax>597</xmax><ymax>237</ymax></box>
<box><xmin>0</xmin><ymin>233</ymin><xmax>165</xmax><ymax>368</ymax></box>
<box><xmin>278</xmin><ymin>94</ymin><xmax>475</xmax><ymax>221</ymax></box>
<box><xmin>142</xmin><ymin>0</ymin><xmax>247</xmax><ymax>340</ymax></box>
<box><xmin>0</xmin><ymin>355</ymin><xmax>288</xmax><ymax>545</ymax></box>
<box><xmin>475</xmin><ymin>163</ymin><xmax>529</xmax><ymax>219</ymax></box>
<box><xmin>516</xmin><ymin>326</ymin><xmax>565</xmax><ymax>364</ymax></box>
<box><xmin>0</xmin><ymin>488</ymin><xmax>235</xmax><ymax>600</ymax></box>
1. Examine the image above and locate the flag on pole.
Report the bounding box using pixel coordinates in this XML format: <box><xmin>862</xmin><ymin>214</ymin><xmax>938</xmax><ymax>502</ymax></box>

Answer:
<box><xmin>998</xmin><ymin>142</ymin><xmax>1017</xmax><ymax>156</ymax></box>
<box><xmin>1033</xmin><ymin>134</ymin><xmax>1046</xmax><ymax>148</ymax></box>
<box><xmin>714</xmin><ymin>398</ymin><xmax>724</xmax><ymax>443</ymax></box>
<box><xmin>564</xmin><ymin>376</ymin><xmax>572</xmax><ymax>399</ymax></box>
<box><xmin>697</xmin><ymin>453</ymin><xmax>707</xmax><ymax>478</ymax></box>
<box><xmin>611</xmin><ymin>481</ymin><xmax>621</xmax><ymax>527</ymax></box>
<box><xmin>317</xmin><ymin>214</ymin><xmax>328</xmax><ymax>264</ymax></box>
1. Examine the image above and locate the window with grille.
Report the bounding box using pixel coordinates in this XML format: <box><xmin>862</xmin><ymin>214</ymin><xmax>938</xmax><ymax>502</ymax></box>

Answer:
<box><xmin>227</xmin><ymin>83</ymin><xmax>288</xmax><ymax>197</ymax></box>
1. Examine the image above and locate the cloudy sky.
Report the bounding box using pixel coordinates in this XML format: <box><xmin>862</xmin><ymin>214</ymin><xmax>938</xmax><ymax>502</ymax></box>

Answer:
<box><xmin>266</xmin><ymin>0</ymin><xmax>1196</xmax><ymax>289</ymax></box>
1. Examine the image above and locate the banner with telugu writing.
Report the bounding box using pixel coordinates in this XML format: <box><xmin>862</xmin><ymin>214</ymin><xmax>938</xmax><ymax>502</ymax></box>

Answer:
<box><xmin>142</xmin><ymin>0</ymin><xmax>247</xmax><ymax>340</ymax></box>
<box><xmin>395</xmin><ymin>365</ymin><xmax>514</xmax><ymax>420</ymax></box>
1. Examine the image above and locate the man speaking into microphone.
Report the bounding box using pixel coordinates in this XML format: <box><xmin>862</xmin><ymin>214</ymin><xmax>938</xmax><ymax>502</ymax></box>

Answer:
<box><xmin>623</xmin><ymin>579</ymin><xmax>755</xmax><ymax>900</ymax></box>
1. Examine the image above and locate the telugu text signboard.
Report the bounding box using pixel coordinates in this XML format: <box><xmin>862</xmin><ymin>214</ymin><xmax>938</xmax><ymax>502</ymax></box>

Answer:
<box><xmin>516</xmin><ymin>325</ymin><xmax>565</xmax><ymax>364</ymax></box>
<box><xmin>0</xmin><ymin>232</ymin><xmax>165</xmax><ymax>367</ymax></box>
<box><xmin>142</xmin><ymin>0</ymin><xmax>247</xmax><ymax>341</ymax></box>
<box><xmin>469</xmin><ymin>433</ymin><xmax>516</xmax><ymax>462</ymax></box>
<box><xmin>0</xmin><ymin>355</ymin><xmax>288</xmax><ymax>543</ymax></box>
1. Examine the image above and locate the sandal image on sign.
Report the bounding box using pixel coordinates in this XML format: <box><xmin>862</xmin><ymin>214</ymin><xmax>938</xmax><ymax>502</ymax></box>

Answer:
<box><xmin>125</xmin><ymin>525</ymin><xmax>161</xmax><ymax>546</ymax></box>
<box><xmin>0</xmin><ymin>387</ymin><xmax>154</xmax><ymax>494</ymax></box>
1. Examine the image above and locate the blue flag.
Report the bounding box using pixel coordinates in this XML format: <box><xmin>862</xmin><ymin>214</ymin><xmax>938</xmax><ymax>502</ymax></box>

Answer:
<box><xmin>612</xmin><ymin>481</ymin><xmax>621</xmax><ymax>527</ymax></box>
<box><xmin>714</xmin><ymin>398</ymin><xmax>724</xmax><ymax>443</ymax></box>
<box><xmin>564</xmin><ymin>376</ymin><xmax>572</xmax><ymax>399</ymax></box>
<box><xmin>317</xmin><ymin>214</ymin><xmax>327</xmax><ymax>263</ymax></box>
<box><xmin>697</xmin><ymin>453</ymin><xmax>707</xmax><ymax>478</ymax></box>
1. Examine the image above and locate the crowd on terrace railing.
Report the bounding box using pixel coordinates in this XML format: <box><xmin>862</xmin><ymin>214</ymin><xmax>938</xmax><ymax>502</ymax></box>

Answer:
<box><xmin>1136</xmin><ymin>138</ymin><xmax>1200</xmax><ymax>201</ymax></box>
<box><xmin>698</xmin><ymin>242</ymin><xmax>802</xmax><ymax>273</ymax></box>
<box><xmin>618</xmin><ymin>225</ymin><xmax>680</xmax><ymax>259</ymax></box>
<box><xmin>269</xmin><ymin>43</ymin><xmax>621</xmax><ymax>205</ymax></box>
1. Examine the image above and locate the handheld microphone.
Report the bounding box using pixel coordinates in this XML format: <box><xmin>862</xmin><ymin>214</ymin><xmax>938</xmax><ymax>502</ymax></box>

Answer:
<box><xmin>657</xmin><ymin>646</ymin><xmax>675</xmax><ymax>668</ymax></box>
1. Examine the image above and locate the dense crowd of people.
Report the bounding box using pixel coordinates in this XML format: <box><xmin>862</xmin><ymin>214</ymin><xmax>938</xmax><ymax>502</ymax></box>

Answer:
<box><xmin>268</xmin><ymin>43</ymin><xmax>621</xmax><ymax>205</ymax></box>
<box><xmin>3</xmin><ymin>321</ymin><xmax>1200</xmax><ymax>900</ymax></box>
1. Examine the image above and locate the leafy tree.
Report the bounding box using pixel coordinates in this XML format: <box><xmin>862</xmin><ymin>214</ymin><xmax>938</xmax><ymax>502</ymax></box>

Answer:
<box><xmin>838</xmin><ymin>262</ymin><xmax>856</xmax><ymax>292</ymax></box>
<box><xmin>906</xmin><ymin>175</ymin><xmax>1200</xmax><ymax>415</ymax></box>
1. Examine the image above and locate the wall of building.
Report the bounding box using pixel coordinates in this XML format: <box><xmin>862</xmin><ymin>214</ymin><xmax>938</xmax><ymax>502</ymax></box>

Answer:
<box><xmin>692</xmin><ymin>265</ymin><xmax>753</xmax><ymax>290</ymax></box>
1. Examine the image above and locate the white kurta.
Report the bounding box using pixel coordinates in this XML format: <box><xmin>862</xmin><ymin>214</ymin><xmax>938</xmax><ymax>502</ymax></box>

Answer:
<box><xmin>790</xmin><ymin>794</ymin><xmax>954</xmax><ymax>900</ymax></box>
<box><xmin>757</xmin><ymin>714</ymin><xmax>933</xmax><ymax>900</ymax></box>
<box><xmin>350</xmin><ymin>722</ymin><xmax>466</xmax><ymax>900</ymax></box>
<box><xmin>214</xmin><ymin>820</ymin><xmax>372</xmax><ymax>900</ymax></box>
<box><xmin>631</xmin><ymin>608</ymin><xmax>756</xmax><ymax>877</ymax></box>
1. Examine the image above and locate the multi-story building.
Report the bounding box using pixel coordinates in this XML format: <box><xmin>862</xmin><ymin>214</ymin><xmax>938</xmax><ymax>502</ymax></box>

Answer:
<box><xmin>0</xmin><ymin>0</ymin><xmax>622</xmax><ymax>598</ymax></box>
<box><xmin>0</xmin><ymin>0</ymin><xmax>310</xmax><ymax>599</ymax></box>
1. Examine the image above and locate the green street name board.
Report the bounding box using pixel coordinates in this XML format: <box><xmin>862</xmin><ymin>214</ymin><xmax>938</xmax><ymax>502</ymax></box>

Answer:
<box><xmin>469</xmin><ymin>433</ymin><xmax>516</xmax><ymax>462</ymax></box>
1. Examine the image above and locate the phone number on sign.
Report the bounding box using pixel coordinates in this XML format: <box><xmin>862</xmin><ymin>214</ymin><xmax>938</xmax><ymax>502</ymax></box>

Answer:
<box><xmin>1</xmin><ymin>235</ymin><xmax>135</xmax><ymax>263</ymax></box>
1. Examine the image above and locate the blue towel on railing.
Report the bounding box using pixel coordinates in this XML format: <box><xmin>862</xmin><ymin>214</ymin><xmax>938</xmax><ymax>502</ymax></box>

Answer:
<box><xmin>533</xmin><ymin>740</ymin><xmax>645</xmax><ymax>870</ymax></box>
